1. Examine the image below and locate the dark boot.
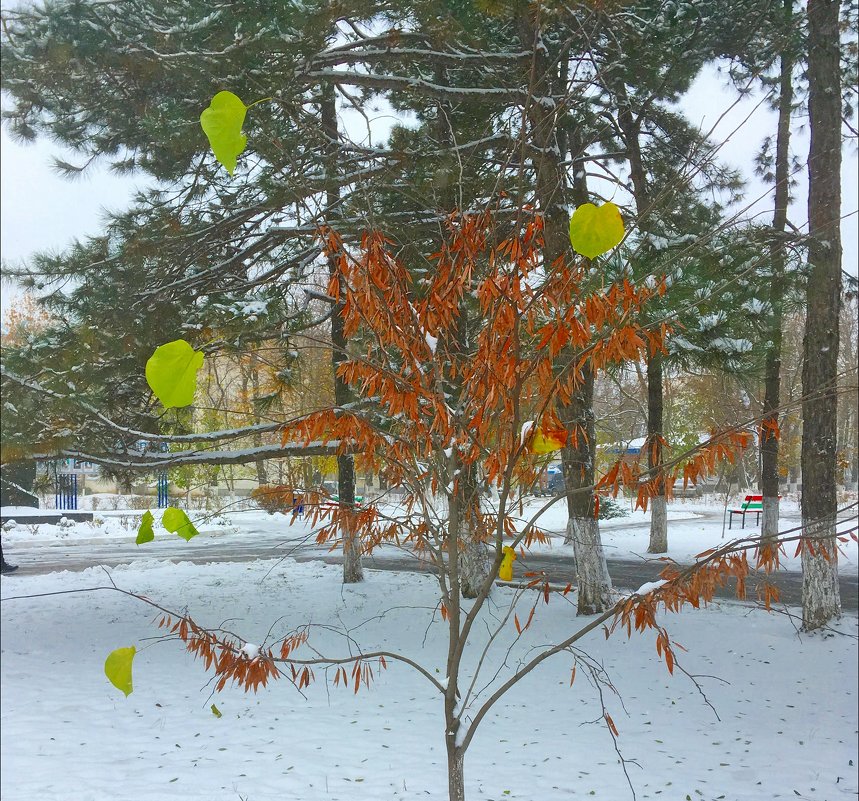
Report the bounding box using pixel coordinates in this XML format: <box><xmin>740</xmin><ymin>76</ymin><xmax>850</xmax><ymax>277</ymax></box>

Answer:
<box><xmin>0</xmin><ymin>541</ymin><xmax>17</xmax><ymax>573</ymax></box>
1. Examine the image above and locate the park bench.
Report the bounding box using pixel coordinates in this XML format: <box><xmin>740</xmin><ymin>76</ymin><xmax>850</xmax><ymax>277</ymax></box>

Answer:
<box><xmin>728</xmin><ymin>494</ymin><xmax>767</xmax><ymax>529</ymax></box>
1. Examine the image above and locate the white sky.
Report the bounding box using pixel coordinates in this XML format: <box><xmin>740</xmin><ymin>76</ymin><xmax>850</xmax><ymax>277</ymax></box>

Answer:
<box><xmin>1</xmin><ymin>66</ymin><xmax>857</xmax><ymax>320</ymax></box>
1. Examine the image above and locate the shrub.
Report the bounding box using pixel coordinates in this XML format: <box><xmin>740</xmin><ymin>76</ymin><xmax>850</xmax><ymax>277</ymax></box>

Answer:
<box><xmin>598</xmin><ymin>496</ymin><xmax>628</xmax><ymax>520</ymax></box>
<box><xmin>250</xmin><ymin>485</ymin><xmax>302</xmax><ymax>514</ymax></box>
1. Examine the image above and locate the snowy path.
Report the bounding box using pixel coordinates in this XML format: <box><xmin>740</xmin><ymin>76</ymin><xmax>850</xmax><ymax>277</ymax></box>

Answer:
<box><xmin>4</xmin><ymin>511</ymin><xmax>857</xmax><ymax>609</ymax></box>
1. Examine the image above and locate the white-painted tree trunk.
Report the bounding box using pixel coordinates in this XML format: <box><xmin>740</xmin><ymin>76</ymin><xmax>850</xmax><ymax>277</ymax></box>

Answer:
<box><xmin>761</xmin><ymin>496</ymin><xmax>780</xmax><ymax>543</ymax></box>
<box><xmin>801</xmin><ymin>516</ymin><xmax>841</xmax><ymax>630</ymax></box>
<box><xmin>647</xmin><ymin>495</ymin><xmax>668</xmax><ymax>554</ymax></box>
<box><xmin>343</xmin><ymin>526</ymin><xmax>364</xmax><ymax>584</ymax></box>
<box><xmin>447</xmin><ymin>747</ymin><xmax>465</xmax><ymax>801</ymax></box>
<box><xmin>458</xmin><ymin>535</ymin><xmax>489</xmax><ymax>599</ymax></box>
<box><xmin>565</xmin><ymin>516</ymin><xmax>612</xmax><ymax>614</ymax></box>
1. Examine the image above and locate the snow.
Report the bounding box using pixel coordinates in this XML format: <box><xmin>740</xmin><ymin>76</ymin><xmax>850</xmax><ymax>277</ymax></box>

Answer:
<box><xmin>1</xmin><ymin>550</ymin><xmax>857</xmax><ymax>800</ymax></box>
<box><xmin>635</xmin><ymin>579</ymin><xmax>667</xmax><ymax>595</ymax></box>
<box><xmin>1</xmin><ymin>506</ymin><xmax>55</xmax><ymax>518</ymax></box>
<box><xmin>520</xmin><ymin>420</ymin><xmax>534</xmax><ymax>445</ymax></box>
<box><xmin>510</xmin><ymin>497</ymin><xmax>858</xmax><ymax>574</ymax></box>
<box><xmin>240</xmin><ymin>642</ymin><xmax>260</xmax><ymax>660</ymax></box>
<box><xmin>3</xmin><ymin>496</ymin><xmax>857</xmax><ymax>574</ymax></box>
<box><xmin>710</xmin><ymin>336</ymin><xmax>753</xmax><ymax>354</ymax></box>
<box><xmin>1</xmin><ymin>506</ymin><xmax>239</xmax><ymax>542</ymax></box>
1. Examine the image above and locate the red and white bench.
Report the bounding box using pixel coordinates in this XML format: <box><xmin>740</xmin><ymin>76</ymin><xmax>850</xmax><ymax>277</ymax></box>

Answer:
<box><xmin>728</xmin><ymin>494</ymin><xmax>766</xmax><ymax>529</ymax></box>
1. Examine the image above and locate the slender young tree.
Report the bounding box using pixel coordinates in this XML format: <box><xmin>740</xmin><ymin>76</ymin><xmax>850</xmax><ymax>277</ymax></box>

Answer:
<box><xmin>568</xmin><ymin>0</ymin><xmax>774</xmax><ymax>554</ymax></box>
<box><xmin>322</xmin><ymin>84</ymin><xmax>364</xmax><ymax>583</ymax></box>
<box><xmin>760</xmin><ymin>0</ymin><xmax>796</xmax><ymax>545</ymax></box>
<box><xmin>81</xmin><ymin>209</ymin><xmax>819</xmax><ymax>801</ymax></box>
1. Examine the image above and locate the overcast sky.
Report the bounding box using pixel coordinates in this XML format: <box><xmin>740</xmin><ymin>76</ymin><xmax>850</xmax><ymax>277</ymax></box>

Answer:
<box><xmin>1</xmin><ymin>67</ymin><xmax>857</xmax><ymax>320</ymax></box>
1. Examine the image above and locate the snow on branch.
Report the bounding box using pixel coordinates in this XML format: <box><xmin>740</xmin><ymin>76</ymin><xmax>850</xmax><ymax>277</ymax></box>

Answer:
<box><xmin>41</xmin><ymin>441</ymin><xmax>347</xmax><ymax>471</ymax></box>
<box><xmin>305</xmin><ymin>70</ymin><xmax>525</xmax><ymax>103</ymax></box>
<box><xmin>312</xmin><ymin>46</ymin><xmax>531</xmax><ymax>69</ymax></box>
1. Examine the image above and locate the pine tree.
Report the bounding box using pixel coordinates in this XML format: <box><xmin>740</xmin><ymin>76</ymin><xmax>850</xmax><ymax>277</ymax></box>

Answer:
<box><xmin>759</xmin><ymin>0</ymin><xmax>799</xmax><ymax>544</ymax></box>
<box><xmin>571</xmin><ymin>0</ymin><xmax>772</xmax><ymax>554</ymax></box>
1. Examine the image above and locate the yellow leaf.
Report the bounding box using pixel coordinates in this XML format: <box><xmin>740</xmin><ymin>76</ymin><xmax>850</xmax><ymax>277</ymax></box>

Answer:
<box><xmin>145</xmin><ymin>340</ymin><xmax>204</xmax><ymax>409</ymax></box>
<box><xmin>104</xmin><ymin>646</ymin><xmax>136</xmax><ymax>697</ymax></box>
<box><xmin>200</xmin><ymin>91</ymin><xmax>248</xmax><ymax>176</ymax></box>
<box><xmin>569</xmin><ymin>202</ymin><xmax>625</xmax><ymax>259</ymax></box>
<box><xmin>531</xmin><ymin>428</ymin><xmax>566</xmax><ymax>454</ymax></box>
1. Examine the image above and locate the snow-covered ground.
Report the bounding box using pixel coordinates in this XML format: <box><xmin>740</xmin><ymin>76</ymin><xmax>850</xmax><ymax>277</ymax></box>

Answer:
<box><xmin>1</xmin><ymin>497</ymin><xmax>857</xmax><ymax>797</ymax></box>
<box><xmin>1</xmin><ymin>552</ymin><xmax>857</xmax><ymax>801</ymax></box>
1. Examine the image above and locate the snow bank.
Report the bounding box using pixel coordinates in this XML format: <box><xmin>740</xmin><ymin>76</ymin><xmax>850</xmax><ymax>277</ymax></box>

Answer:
<box><xmin>1</xmin><ymin>557</ymin><xmax>856</xmax><ymax>800</ymax></box>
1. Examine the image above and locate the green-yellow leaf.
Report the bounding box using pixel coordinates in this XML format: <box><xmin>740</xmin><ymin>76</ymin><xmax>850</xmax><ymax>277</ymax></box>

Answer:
<box><xmin>162</xmin><ymin>507</ymin><xmax>199</xmax><ymax>541</ymax></box>
<box><xmin>569</xmin><ymin>201</ymin><xmax>625</xmax><ymax>259</ymax></box>
<box><xmin>105</xmin><ymin>646</ymin><xmax>136</xmax><ymax>697</ymax></box>
<box><xmin>211</xmin><ymin>703</ymin><xmax>222</xmax><ymax>718</ymax></box>
<box><xmin>145</xmin><ymin>340</ymin><xmax>204</xmax><ymax>409</ymax></box>
<box><xmin>200</xmin><ymin>91</ymin><xmax>248</xmax><ymax>176</ymax></box>
<box><xmin>136</xmin><ymin>510</ymin><xmax>155</xmax><ymax>545</ymax></box>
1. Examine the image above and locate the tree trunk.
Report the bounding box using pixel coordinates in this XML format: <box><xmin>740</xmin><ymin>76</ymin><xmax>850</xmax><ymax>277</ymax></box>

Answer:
<box><xmin>250</xmin><ymin>361</ymin><xmax>269</xmax><ymax>486</ymax></box>
<box><xmin>446</xmin><ymin>744</ymin><xmax>465</xmax><ymax>801</ymax></box>
<box><xmin>560</xmin><ymin>364</ymin><xmax>612</xmax><ymax>613</ymax></box>
<box><xmin>518</xmin><ymin>9</ymin><xmax>610</xmax><ymax>613</ymax></box>
<box><xmin>646</xmin><ymin>351</ymin><xmax>668</xmax><ymax>553</ymax></box>
<box><xmin>431</xmin><ymin>59</ymin><xmax>489</xmax><ymax>600</ymax></box>
<box><xmin>615</xmin><ymin>88</ymin><xmax>669</xmax><ymax>555</ymax></box>
<box><xmin>761</xmin><ymin>0</ymin><xmax>794</xmax><ymax>545</ymax></box>
<box><xmin>458</xmin><ymin>534</ymin><xmax>490</xmax><ymax>599</ymax></box>
<box><xmin>565</xmin><ymin>514</ymin><xmax>612</xmax><ymax>613</ymax></box>
<box><xmin>339</xmin><ymin>453</ymin><xmax>364</xmax><ymax>583</ymax></box>
<box><xmin>456</xmin><ymin>465</ymin><xmax>489</xmax><ymax>599</ymax></box>
<box><xmin>322</xmin><ymin>84</ymin><xmax>363</xmax><ymax>584</ymax></box>
<box><xmin>801</xmin><ymin>0</ymin><xmax>841</xmax><ymax>630</ymax></box>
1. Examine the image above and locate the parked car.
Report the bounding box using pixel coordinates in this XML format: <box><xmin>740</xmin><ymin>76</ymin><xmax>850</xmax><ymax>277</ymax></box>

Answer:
<box><xmin>547</xmin><ymin>471</ymin><xmax>565</xmax><ymax>495</ymax></box>
<box><xmin>534</xmin><ymin>466</ymin><xmax>564</xmax><ymax>496</ymax></box>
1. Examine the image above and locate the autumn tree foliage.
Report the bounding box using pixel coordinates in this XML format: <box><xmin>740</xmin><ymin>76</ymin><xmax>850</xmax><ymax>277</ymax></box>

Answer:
<box><xmin>2</xmin><ymin>1</ymin><xmax>855</xmax><ymax>793</ymax></box>
<box><xmin>91</xmin><ymin>208</ymin><xmax>858</xmax><ymax>801</ymax></box>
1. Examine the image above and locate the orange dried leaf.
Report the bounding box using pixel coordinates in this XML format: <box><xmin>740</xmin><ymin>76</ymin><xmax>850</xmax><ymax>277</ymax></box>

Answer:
<box><xmin>605</xmin><ymin>713</ymin><xmax>619</xmax><ymax>737</ymax></box>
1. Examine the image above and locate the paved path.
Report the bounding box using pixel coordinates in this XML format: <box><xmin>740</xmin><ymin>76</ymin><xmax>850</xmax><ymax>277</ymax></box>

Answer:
<box><xmin>3</xmin><ymin>514</ymin><xmax>856</xmax><ymax>610</ymax></box>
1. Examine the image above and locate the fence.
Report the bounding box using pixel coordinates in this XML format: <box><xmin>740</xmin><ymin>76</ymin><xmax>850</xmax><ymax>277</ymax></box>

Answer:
<box><xmin>157</xmin><ymin>472</ymin><xmax>169</xmax><ymax>508</ymax></box>
<box><xmin>55</xmin><ymin>474</ymin><xmax>78</xmax><ymax>510</ymax></box>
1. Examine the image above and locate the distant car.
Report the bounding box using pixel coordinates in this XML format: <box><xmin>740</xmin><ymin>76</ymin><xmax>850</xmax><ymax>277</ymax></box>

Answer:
<box><xmin>534</xmin><ymin>468</ymin><xmax>564</xmax><ymax>496</ymax></box>
<box><xmin>547</xmin><ymin>471</ymin><xmax>564</xmax><ymax>495</ymax></box>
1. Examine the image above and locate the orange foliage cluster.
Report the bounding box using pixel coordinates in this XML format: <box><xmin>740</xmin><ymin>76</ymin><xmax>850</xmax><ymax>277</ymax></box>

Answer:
<box><xmin>604</xmin><ymin>519</ymin><xmax>854</xmax><ymax>674</ymax></box>
<box><xmin>157</xmin><ymin>614</ymin><xmax>287</xmax><ymax>693</ymax></box>
<box><xmin>155</xmin><ymin>610</ymin><xmax>393</xmax><ymax>696</ymax></box>
<box><xmin>271</xmin><ymin>214</ymin><xmax>809</xmax><ymax>672</ymax></box>
<box><xmin>250</xmin><ymin>484</ymin><xmax>305</xmax><ymax>514</ymax></box>
<box><xmin>596</xmin><ymin>428</ymin><xmax>757</xmax><ymax>512</ymax></box>
<box><xmin>281</xmin><ymin>214</ymin><xmax>667</xmax><ymax>527</ymax></box>
<box><xmin>332</xmin><ymin>657</ymin><xmax>387</xmax><ymax>695</ymax></box>
<box><xmin>608</xmin><ymin>543</ymin><xmax>782</xmax><ymax>674</ymax></box>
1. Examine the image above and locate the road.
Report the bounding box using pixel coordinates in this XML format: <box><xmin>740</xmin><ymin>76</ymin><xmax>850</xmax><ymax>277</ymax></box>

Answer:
<box><xmin>3</xmin><ymin>515</ymin><xmax>856</xmax><ymax>610</ymax></box>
